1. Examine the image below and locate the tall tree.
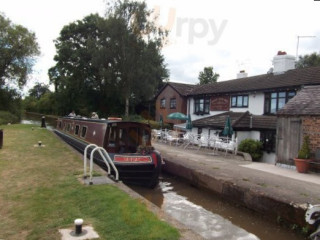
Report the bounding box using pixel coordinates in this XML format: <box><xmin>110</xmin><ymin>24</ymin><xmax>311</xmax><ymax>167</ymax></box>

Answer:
<box><xmin>49</xmin><ymin>14</ymin><xmax>109</xmax><ymax>115</ymax></box>
<box><xmin>296</xmin><ymin>52</ymin><xmax>320</xmax><ymax>69</ymax></box>
<box><xmin>106</xmin><ymin>0</ymin><xmax>168</xmax><ymax>116</ymax></box>
<box><xmin>198</xmin><ymin>66</ymin><xmax>219</xmax><ymax>85</ymax></box>
<box><xmin>0</xmin><ymin>13</ymin><xmax>40</xmax><ymax>89</ymax></box>
<box><xmin>50</xmin><ymin>1</ymin><xmax>168</xmax><ymax>117</ymax></box>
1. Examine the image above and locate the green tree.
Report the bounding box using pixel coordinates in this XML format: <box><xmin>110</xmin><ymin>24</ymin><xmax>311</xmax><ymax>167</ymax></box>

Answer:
<box><xmin>50</xmin><ymin>1</ymin><xmax>168</xmax><ymax>117</ymax></box>
<box><xmin>198</xmin><ymin>66</ymin><xmax>219</xmax><ymax>85</ymax></box>
<box><xmin>296</xmin><ymin>52</ymin><xmax>320</xmax><ymax>69</ymax></box>
<box><xmin>28</xmin><ymin>82</ymin><xmax>50</xmax><ymax>100</ymax></box>
<box><xmin>108</xmin><ymin>0</ymin><xmax>168</xmax><ymax>116</ymax></box>
<box><xmin>0</xmin><ymin>13</ymin><xmax>40</xmax><ymax>118</ymax></box>
<box><xmin>0</xmin><ymin>13</ymin><xmax>40</xmax><ymax>89</ymax></box>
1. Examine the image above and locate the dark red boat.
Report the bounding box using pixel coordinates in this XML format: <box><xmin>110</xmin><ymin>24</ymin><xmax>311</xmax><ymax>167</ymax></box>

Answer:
<box><xmin>54</xmin><ymin>116</ymin><xmax>162</xmax><ymax>188</ymax></box>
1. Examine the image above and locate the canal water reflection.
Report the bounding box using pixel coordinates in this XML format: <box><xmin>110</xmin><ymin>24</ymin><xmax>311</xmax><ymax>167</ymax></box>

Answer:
<box><xmin>130</xmin><ymin>174</ymin><xmax>305</xmax><ymax>240</ymax></box>
<box><xmin>21</xmin><ymin>113</ymin><xmax>57</xmax><ymax>130</ymax></box>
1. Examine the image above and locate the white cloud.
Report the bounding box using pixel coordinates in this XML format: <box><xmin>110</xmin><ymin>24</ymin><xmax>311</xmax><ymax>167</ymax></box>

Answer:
<box><xmin>2</xmin><ymin>0</ymin><xmax>320</xmax><ymax>92</ymax></box>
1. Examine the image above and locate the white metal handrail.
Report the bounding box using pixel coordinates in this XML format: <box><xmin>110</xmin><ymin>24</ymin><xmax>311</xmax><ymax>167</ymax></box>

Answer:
<box><xmin>89</xmin><ymin>147</ymin><xmax>119</xmax><ymax>184</ymax></box>
<box><xmin>83</xmin><ymin>144</ymin><xmax>98</xmax><ymax>178</ymax></box>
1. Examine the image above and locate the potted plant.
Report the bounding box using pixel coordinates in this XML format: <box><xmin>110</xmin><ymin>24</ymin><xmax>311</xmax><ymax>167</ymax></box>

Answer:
<box><xmin>294</xmin><ymin>136</ymin><xmax>311</xmax><ymax>173</ymax></box>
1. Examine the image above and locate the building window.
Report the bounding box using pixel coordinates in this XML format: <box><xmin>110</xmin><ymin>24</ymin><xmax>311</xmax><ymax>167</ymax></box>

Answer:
<box><xmin>260</xmin><ymin>131</ymin><xmax>276</xmax><ymax>153</ymax></box>
<box><xmin>170</xmin><ymin>98</ymin><xmax>176</xmax><ymax>109</ymax></box>
<box><xmin>194</xmin><ymin>97</ymin><xmax>210</xmax><ymax>115</ymax></box>
<box><xmin>231</xmin><ymin>95</ymin><xmax>249</xmax><ymax>108</ymax></box>
<box><xmin>160</xmin><ymin>98</ymin><xmax>166</xmax><ymax>109</ymax></box>
<box><xmin>264</xmin><ymin>91</ymin><xmax>296</xmax><ymax>114</ymax></box>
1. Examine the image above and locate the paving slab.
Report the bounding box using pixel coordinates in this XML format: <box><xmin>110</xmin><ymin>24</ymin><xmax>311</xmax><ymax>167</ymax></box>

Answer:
<box><xmin>59</xmin><ymin>226</ymin><xmax>99</xmax><ymax>240</ymax></box>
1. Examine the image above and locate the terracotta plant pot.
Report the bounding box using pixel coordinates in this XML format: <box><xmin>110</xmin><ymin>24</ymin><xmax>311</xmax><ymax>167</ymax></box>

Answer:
<box><xmin>294</xmin><ymin>158</ymin><xmax>310</xmax><ymax>173</ymax></box>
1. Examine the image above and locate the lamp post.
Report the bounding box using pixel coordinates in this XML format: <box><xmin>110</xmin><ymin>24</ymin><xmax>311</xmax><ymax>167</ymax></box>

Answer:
<box><xmin>296</xmin><ymin>35</ymin><xmax>316</xmax><ymax>60</ymax></box>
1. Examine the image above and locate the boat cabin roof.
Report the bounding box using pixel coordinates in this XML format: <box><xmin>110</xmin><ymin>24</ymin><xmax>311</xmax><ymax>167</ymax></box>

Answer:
<box><xmin>60</xmin><ymin>116</ymin><xmax>150</xmax><ymax>127</ymax></box>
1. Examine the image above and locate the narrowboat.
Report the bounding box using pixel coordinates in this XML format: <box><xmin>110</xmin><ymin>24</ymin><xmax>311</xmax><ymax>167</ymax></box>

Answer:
<box><xmin>54</xmin><ymin>116</ymin><xmax>162</xmax><ymax>188</ymax></box>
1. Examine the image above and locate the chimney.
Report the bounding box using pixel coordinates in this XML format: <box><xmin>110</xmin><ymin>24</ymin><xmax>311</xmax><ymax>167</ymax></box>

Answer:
<box><xmin>272</xmin><ymin>51</ymin><xmax>295</xmax><ymax>74</ymax></box>
<box><xmin>237</xmin><ymin>70</ymin><xmax>248</xmax><ymax>79</ymax></box>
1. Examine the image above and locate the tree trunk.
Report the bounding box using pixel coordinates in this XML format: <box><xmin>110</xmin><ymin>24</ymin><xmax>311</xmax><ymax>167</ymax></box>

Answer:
<box><xmin>125</xmin><ymin>96</ymin><xmax>129</xmax><ymax>117</ymax></box>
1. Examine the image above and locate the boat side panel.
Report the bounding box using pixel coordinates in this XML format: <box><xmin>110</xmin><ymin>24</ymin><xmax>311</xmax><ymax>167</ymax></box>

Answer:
<box><xmin>56</xmin><ymin>118</ymin><xmax>107</xmax><ymax>147</ymax></box>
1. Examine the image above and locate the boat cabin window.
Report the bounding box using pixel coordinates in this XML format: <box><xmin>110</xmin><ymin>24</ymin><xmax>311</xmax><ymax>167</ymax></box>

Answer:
<box><xmin>75</xmin><ymin>125</ymin><xmax>80</xmax><ymax>135</ymax></box>
<box><xmin>128</xmin><ymin>127</ymin><xmax>139</xmax><ymax>149</ymax></box>
<box><xmin>142</xmin><ymin>129</ymin><xmax>150</xmax><ymax>145</ymax></box>
<box><xmin>58</xmin><ymin>121</ymin><xmax>62</xmax><ymax>129</ymax></box>
<box><xmin>108</xmin><ymin>125</ymin><xmax>117</xmax><ymax>147</ymax></box>
<box><xmin>81</xmin><ymin>126</ymin><xmax>87</xmax><ymax>138</ymax></box>
<box><xmin>67</xmin><ymin>123</ymin><xmax>71</xmax><ymax>132</ymax></box>
<box><xmin>105</xmin><ymin>123</ymin><xmax>151</xmax><ymax>153</ymax></box>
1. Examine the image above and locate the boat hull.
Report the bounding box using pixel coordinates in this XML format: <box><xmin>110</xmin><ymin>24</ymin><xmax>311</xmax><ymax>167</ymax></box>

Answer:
<box><xmin>54</xmin><ymin>129</ymin><xmax>161</xmax><ymax>188</ymax></box>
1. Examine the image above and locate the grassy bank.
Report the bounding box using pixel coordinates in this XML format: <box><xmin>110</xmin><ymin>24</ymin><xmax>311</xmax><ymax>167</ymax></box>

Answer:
<box><xmin>0</xmin><ymin>124</ymin><xmax>179</xmax><ymax>240</ymax></box>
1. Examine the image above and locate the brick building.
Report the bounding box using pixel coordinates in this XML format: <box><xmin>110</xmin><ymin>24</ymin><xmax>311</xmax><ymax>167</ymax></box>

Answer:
<box><xmin>155</xmin><ymin>82</ymin><xmax>195</xmax><ymax>126</ymax></box>
<box><xmin>277</xmin><ymin>85</ymin><xmax>320</xmax><ymax>166</ymax></box>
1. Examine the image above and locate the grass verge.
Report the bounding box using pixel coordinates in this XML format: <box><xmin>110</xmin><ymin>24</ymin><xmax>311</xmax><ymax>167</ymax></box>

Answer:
<box><xmin>0</xmin><ymin>124</ymin><xmax>179</xmax><ymax>240</ymax></box>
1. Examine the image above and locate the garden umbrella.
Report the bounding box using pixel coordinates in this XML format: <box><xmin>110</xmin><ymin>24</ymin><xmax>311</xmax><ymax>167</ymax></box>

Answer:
<box><xmin>222</xmin><ymin>116</ymin><xmax>233</xmax><ymax>137</ymax></box>
<box><xmin>186</xmin><ymin>114</ymin><xmax>193</xmax><ymax>130</ymax></box>
<box><xmin>167</xmin><ymin>112</ymin><xmax>188</xmax><ymax>120</ymax></box>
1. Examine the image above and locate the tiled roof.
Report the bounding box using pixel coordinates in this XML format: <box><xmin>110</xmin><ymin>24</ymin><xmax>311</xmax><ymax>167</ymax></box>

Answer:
<box><xmin>190</xmin><ymin>66</ymin><xmax>320</xmax><ymax>96</ymax></box>
<box><xmin>192</xmin><ymin>111</ymin><xmax>277</xmax><ymax>130</ymax></box>
<box><xmin>154</xmin><ymin>82</ymin><xmax>196</xmax><ymax>99</ymax></box>
<box><xmin>277</xmin><ymin>85</ymin><xmax>320</xmax><ymax>116</ymax></box>
<box><xmin>168</xmin><ymin>82</ymin><xmax>196</xmax><ymax>96</ymax></box>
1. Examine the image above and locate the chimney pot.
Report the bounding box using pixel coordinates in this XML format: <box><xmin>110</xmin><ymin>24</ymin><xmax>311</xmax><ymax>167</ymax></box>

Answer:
<box><xmin>273</xmin><ymin>52</ymin><xmax>295</xmax><ymax>73</ymax></box>
<box><xmin>237</xmin><ymin>70</ymin><xmax>248</xmax><ymax>79</ymax></box>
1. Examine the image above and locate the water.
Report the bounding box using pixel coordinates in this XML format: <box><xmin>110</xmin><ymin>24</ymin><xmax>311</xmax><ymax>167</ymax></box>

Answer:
<box><xmin>21</xmin><ymin>113</ymin><xmax>57</xmax><ymax>130</ymax></box>
<box><xmin>130</xmin><ymin>174</ymin><xmax>306</xmax><ymax>240</ymax></box>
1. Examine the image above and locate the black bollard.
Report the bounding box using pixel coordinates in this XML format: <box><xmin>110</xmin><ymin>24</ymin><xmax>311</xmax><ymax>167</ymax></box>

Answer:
<box><xmin>41</xmin><ymin>116</ymin><xmax>46</xmax><ymax>128</ymax></box>
<box><xmin>74</xmin><ymin>219</ymin><xmax>83</xmax><ymax>235</ymax></box>
<box><xmin>0</xmin><ymin>129</ymin><xmax>3</xmax><ymax>149</ymax></box>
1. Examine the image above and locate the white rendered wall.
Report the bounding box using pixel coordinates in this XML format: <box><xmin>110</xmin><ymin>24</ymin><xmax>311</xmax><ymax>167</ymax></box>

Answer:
<box><xmin>237</xmin><ymin>131</ymin><xmax>260</xmax><ymax>144</ymax></box>
<box><xmin>230</xmin><ymin>93</ymin><xmax>264</xmax><ymax>115</ymax></box>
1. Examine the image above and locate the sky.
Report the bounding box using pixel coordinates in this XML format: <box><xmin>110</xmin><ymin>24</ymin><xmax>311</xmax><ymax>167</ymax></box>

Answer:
<box><xmin>2</xmin><ymin>0</ymin><xmax>320</xmax><ymax>94</ymax></box>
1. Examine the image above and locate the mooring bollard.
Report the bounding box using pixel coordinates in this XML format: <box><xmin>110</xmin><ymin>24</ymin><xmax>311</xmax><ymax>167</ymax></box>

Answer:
<box><xmin>41</xmin><ymin>116</ymin><xmax>46</xmax><ymax>128</ymax></box>
<box><xmin>0</xmin><ymin>129</ymin><xmax>3</xmax><ymax>149</ymax></box>
<box><xmin>74</xmin><ymin>218</ymin><xmax>83</xmax><ymax>235</ymax></box>
<box><xmin>38</xmin><ymin>141</ymin><xmax>42</xmax><ymax>147</ymax></box>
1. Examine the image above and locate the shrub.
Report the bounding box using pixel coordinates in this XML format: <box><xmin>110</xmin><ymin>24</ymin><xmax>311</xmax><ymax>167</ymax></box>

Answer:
<box><xmin>297</xmin><ymin>135</ymin><xmax>311</xmax><ymax>159</ymax></box>
<box><xmin>0</xmin><ymin>111</ymin><xmax>20</xmax><ymax>125</ymax></box>
<box><xmin>238</xmin><ymin>139</ymin><xmax>263</xmax><ymax>161</ymax></box>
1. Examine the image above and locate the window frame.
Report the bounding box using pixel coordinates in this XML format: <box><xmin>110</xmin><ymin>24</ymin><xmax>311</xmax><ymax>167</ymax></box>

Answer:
<box><xmin>264</xmin><ymin>91</ymin><xmax>296</xmax><ymax>114</ymax></box>
<box><xmin>74</xmin><ymin>125</ymin><xmax>80</xmax><ymax>135</ymax></box>
<box><xmin>160</xmin><ymin>98</ymin><xmax>166</xmax><ymax>109</ymax></box>
<box><xmin>170</xmin><ymin>98</ymin><xmax>177</xmax><ymax>109</ymax></box>
<box><xmin>231</xmin><ymin>95</ymin><xmax>249</xmax><ymax>108</ymax></box>
<box><xmin>194</xmin><ymin>97</ymin><xmax>210</xmax><ymax>115</ymax></box>
<box><xmin>80</xmin><ymin>126</ymin><xmax>88</xmax><ymax>138</ymax></box>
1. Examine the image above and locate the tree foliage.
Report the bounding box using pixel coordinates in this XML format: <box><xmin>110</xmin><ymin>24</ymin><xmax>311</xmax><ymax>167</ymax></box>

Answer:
<box><xmin>0</xmin><ymin>13</ymin><xmax>40</xmax><ymax>89</ymax></box>
<box><xmin>0</xmin><ymin>13</ymin><xmax>40</xmax><ymax>119</ymax></box>
<box><xmin>198</xmin><ymin>66</ymin><xmax>219</xmax><ymax>85</ymax></box>
<box><xmin>296</xmin><ymin>52</ymin><xmax>320</xmax><ymax>69</ymax></box>
<box><xmin>28</xmin><ymin>82</ymin><xmax>50</xmax><ymax>99</ymax></box>
<box><xmin>49</xmin><ymin>0</ymin><xmax>168</xmax><ymax>117</ymax></box>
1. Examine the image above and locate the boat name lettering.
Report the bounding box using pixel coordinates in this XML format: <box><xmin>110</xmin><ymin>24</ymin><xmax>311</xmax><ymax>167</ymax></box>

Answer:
<box><xmin>114</xmin><ymin>155</ymin><xmax>152</xmax><ymax>163</ymax></box>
